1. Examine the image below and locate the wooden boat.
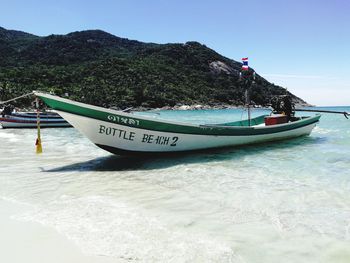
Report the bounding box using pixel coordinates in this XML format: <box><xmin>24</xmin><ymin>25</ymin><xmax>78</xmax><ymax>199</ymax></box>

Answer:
<box><xmin>34</xmin><ymin>92</ymin><xmax>320</xmax><ymax>155</ymax></box>
<box><xmin>0</xmin><ymin>111</ymin><xmax>71</xmax><ymax>128</ymax></box>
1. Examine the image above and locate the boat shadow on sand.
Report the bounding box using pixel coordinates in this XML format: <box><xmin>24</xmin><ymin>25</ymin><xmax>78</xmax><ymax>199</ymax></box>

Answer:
<box><xmin>43</xmin><ymin>135</ymin><xmax>326</xmax><ymax>172</ymax></box>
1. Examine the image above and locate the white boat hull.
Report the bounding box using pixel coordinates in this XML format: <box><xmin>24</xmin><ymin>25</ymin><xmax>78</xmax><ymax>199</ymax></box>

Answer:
<box><xmin>58</xmin><ymin>111</ymin><xmax>317</xmax><ymax>154</ymax></box>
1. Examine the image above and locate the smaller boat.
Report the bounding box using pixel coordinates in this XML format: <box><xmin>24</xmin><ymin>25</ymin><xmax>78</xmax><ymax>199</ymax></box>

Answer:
<box><xmin>0</xmin><ymin>106</ymin><xmax>71</xmax><ymax>129</ymax></box>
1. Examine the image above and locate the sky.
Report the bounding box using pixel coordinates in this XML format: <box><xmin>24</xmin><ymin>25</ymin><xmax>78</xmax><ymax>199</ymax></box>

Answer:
<box><xmin>1</xmin><ymin>0</ymin><xmax>349</xmax><ymax>106</ymax></box>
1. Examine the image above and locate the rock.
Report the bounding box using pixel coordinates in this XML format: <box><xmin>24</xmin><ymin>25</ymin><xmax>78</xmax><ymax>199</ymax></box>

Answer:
<box><xmin>209</xmin><ymin>61</ymin><xmax>239</xmax><ymax>75</ymax></box>
<box><xmin>178</xmin><ymin>105</ymin><xmax>191</xmax><ymax>110</ymax></box>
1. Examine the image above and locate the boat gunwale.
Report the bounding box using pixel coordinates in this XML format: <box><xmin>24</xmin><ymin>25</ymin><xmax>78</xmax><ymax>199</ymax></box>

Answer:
<box><xmin>0</xmin><ymin>118</ymin><xmax>68</xmax><ymax>124</ymax></box>
<box><xmin>10</xmin><ymin>112</ymin><xmax>63</xmax><ymax>119</ymax></box>
<box><xmin>34</xmin><ymin>92</ymin><xmax>232</xmax><ymax>128</ymax></box>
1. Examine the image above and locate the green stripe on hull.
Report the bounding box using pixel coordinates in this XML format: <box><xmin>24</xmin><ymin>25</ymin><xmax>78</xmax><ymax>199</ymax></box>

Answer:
<box><xmin>36</xmin><ymin>93</ymin><xmax>320</xmax><ymax>136</ymax></box>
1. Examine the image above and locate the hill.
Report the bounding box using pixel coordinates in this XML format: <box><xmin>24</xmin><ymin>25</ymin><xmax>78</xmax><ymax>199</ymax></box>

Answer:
<box><xmin>0</xmin><ymin>27</ymin><xmax>307</xmax><ymax>109</ymax></box>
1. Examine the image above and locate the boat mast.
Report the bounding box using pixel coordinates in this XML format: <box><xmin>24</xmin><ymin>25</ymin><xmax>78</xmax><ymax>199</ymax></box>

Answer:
<box><xmin>245</xmin><ymin>88</ymin><xmax>251</xmax><ymax>126</ymax></box>
<box><xmin>245</xmin><ymin>71</ymin><xmax>255</xmax><ymax>126</ymax></box>
<box><xmin>250</xmin><ymin>72</ymin><xmax>256</xmax><ymax>125</ymax></box>
<box><xmin>241</xmin><ymin>57</ymin><xmax>254</xmax><ymax>126</ymax></box>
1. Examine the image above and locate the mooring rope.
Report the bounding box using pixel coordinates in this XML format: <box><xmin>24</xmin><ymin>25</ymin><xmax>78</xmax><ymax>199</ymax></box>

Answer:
<box><xmin>0</xmin><ymin>92</ymin><xmax>34</xmax><ymax>105</ymax></box>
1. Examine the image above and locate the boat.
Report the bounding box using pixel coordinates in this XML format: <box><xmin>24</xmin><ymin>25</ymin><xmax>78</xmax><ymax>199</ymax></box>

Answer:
<box><xmin>33</xmin><ymin>92</ymin><xmax>321</xmax><ymax>155</ymax></box>
<box><xmin>0</xmin><ymin>111</ymin><xmax>71</xmax><ymax>128</ymax></box>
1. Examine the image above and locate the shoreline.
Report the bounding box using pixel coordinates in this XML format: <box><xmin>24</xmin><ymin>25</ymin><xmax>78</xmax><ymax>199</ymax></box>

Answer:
<box><xmin>130</xmin><ymin>102</ymin><xmax>312</xmax><ymax>112</ymax></box>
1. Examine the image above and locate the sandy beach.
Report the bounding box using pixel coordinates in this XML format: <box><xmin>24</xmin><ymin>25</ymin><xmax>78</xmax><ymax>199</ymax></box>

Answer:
<box><xmin>0</xmin><ymin>199</ymin><xmax>115</xmax><ymax>263</ymax></box>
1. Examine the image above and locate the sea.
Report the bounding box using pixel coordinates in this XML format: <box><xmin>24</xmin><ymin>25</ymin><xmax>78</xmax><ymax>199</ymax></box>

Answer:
<box><xmin>1</xmin><ymin>107</ymin><xmax>350</xmax><ymax>263</ymax></box>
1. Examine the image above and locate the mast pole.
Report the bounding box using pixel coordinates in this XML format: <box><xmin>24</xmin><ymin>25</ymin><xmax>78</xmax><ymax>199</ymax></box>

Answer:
<box><xmin>241</xmin><ymin>57</ymin><xmax>253</xmax><ymax>126</ymax></box>
<box><xmin>245</xmin><ymin>89</ymin><xmax>251</xmax><ymax>126</ymax></box>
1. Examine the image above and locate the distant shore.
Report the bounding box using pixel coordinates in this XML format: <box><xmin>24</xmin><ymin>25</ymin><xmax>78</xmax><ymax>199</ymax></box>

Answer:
<box><xmin>127</xmin><ymin>102</ymin><xmax>312</xmax><ymax>112</ymax></box>
<box><xmin>5</xmin><ymin>102</ymin><xmax>312</xmax><ymax>113</ymax></box>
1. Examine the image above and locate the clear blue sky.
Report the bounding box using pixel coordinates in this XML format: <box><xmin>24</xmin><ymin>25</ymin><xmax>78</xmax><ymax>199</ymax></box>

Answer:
<box><xmin>1</xmin><ymin>0</ymin><xmax>349</xmax><ymax>105</ymax></box>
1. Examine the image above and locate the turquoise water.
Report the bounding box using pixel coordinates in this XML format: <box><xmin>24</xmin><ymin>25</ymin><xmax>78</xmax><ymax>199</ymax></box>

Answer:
<box><xmin>1</xmin><ymin>107</ymin><xmax>350</xmax><ymax>262</ymax></box>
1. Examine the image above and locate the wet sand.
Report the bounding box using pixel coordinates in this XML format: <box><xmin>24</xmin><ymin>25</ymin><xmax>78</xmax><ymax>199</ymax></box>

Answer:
<box><xmin>0</xmin><ymin>199</ymin><xmax>115</xmax><ymax>263</ymax></box>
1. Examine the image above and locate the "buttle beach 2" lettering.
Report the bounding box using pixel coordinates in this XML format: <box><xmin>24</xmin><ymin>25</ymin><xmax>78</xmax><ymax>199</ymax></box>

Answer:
<box><xmin>141</xmin><ymin>134</ymin><xmax>179</xmax><ymax>146</ymax></box>
<box><xmin>98</xmin><ymin>125</ymin><xmax>179</xmax><ymax>146</ymax></box>
<box><xmin>99</xmin><ymin>125</ymin><xmax>135</xmax><ymax>141</ymax></box>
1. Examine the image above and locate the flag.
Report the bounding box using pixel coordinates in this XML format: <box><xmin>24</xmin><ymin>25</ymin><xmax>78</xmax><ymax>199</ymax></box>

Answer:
<box><xmin>242</xmin><ymin>57</ymin><xmax>248</xmax><ymax>71</ymax></box>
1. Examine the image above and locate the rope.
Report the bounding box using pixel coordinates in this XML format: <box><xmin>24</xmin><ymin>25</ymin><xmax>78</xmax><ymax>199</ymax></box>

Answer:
<box><xmin>0</xmin><ymin>92</ymin><xmax>34</xmax><ymax>105</ymax></box>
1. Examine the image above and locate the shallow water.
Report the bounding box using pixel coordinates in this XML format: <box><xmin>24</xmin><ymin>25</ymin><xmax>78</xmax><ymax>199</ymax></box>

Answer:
<box><xmin>1</xmin><ymin>107</ymin><xmax>350</xmax><ymax>262</ymax></box>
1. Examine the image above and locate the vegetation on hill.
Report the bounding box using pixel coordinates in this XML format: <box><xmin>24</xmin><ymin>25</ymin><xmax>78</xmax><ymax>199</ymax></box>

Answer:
<box><xmin>0</xmin><ymin>27</ymin><xmax>307</xmax><ymax>109</ymax></box>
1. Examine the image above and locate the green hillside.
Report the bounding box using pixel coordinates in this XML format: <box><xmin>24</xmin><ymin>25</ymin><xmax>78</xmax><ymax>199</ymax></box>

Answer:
<box><xmin>0</xmin><ymin>27</ymin><xmax>307</xmax><ymax>109</ymax></box>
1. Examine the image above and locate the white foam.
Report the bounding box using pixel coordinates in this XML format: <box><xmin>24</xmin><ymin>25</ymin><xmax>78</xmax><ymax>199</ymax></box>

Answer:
<box><xmin>313</xmin><ymin>126</ymin><xmax>332</xmax><ymax>134</ymax></box>
<box><xmin>0</xmin><ymin>131</ymin><xmax>20</xmax><ymax>142</ymax></box>
<box><xmin>16</xmin><ymin>195</ymin><xmax>238</xmax><ymax>262</ymax></box>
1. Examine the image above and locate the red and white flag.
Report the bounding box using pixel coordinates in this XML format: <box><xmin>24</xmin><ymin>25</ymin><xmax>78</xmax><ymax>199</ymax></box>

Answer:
<box><xmin>242</xmin><ymin>57</ymin><xmax>248</xmax><ymax>70</ymax></box>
